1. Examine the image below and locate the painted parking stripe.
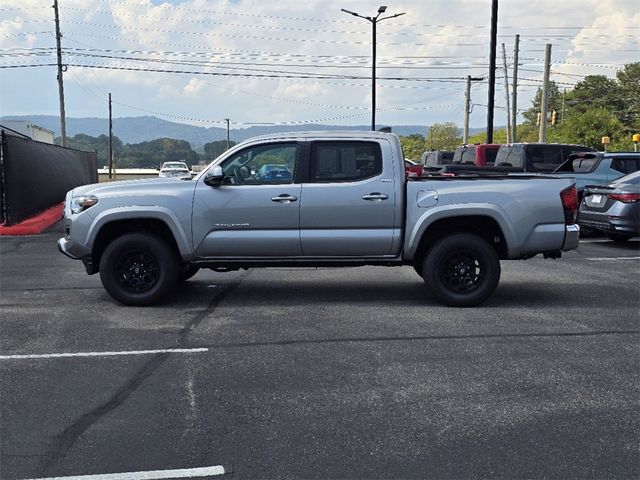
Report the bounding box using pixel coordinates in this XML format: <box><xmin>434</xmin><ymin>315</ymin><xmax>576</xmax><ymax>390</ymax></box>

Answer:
<box><xmin>0</xmin><ymin>348</ymin><xmax>208</xmax><ymax>360</ymax></box>
<box><xmin>23</xmin><ymin>465</ymin><xmax>226</xmax><ymax>480</ymax></box>
<box><xmin>586</xmin><ymin>256</ymin><xmax>640</xmax><ymax>261</ymax></box>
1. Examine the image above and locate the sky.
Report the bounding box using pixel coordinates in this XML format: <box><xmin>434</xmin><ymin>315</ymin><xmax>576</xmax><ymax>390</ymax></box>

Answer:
<box><xmin>0</xmin><ymin>0</ymin><xmax>638</xmax><ymax>133</ymax></box>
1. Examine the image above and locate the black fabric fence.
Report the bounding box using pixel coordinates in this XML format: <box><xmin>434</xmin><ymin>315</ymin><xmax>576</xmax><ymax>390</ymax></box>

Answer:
<box><xmin>1</xmin><ymin>131</ymin><xmax>98</xmax><ymax>226</ymax></box>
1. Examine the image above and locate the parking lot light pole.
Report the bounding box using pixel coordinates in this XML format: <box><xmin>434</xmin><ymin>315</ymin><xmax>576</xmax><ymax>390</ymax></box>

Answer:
<box><xmin>341</xmin><ymin>6</ymin><xmax>405</xmax><ymax>131</ymax></box>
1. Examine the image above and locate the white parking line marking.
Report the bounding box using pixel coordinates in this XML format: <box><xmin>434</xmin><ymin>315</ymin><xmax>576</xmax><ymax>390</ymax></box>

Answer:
<box><xmin>23</xmin><ymin>465</ymin><xmax>226</xmax><ymax>480</ymax></box>
<box><xmin>0</xmin><ymin>348</ymin><xmax>209</xmax><ymax>360</ymax></box>
<box><xmin>586</xmin><ymin>256</ymin><xmax>640</xmax><ymax>261</ymax></box>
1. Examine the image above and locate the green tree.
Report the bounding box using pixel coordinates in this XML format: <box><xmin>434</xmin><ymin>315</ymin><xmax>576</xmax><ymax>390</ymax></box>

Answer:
<box><xmin>398</xmin><ymin>134</ymin><xmax>427</xmax><ymax>161</ymax></box>
<box><xmin>552</xmin><ymin>107</ymin><xmax>626</xmax><ymax>150</ymax></box>
<box><xmin>467</xmin><ymin>128</ymin><xmax>510</xmax><ymax>145</ymax></box>
<box><xmin>615</xmin><ymin>62</ymin><xmax>640</xmax><ymax>129</ymax></box>
<box><xmin>61</xmin><ymin>134</ymin><xmax>124</xmax><ymax>167</ymax></box>
<box><xmin>204</xmin><ymin>140</ymin><xmax>237</xmax><ymax>161</ymax></box>
<box><xmin>564</xmin><ymin>75</ymin><xmax>622</xmax><ymax>117</ymax></box>
<box><xmin>120</xmin><ymin>138</ymin><xmax>200</xmax><ymax>168</ymax></box>
<box><xmin>425</xmin><ymin>122</ymin><xmax>462</xmax><ymax>151</ymax></box>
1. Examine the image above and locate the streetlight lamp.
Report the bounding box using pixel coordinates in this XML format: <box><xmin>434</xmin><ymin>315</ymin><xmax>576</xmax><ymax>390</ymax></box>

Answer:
<box><xmin>341</xmin><ymin>6</ymin><xmax>405</xmax><ymax>131</ymax></box>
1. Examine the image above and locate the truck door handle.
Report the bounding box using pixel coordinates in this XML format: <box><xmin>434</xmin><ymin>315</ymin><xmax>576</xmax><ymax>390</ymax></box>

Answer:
<box><xmin>271</xmin><ymin>194</ymin><xmax>298</xmax><ymax>203</ymax></box>
<box><xmin>362</xmin><ymin>192</ymin><xmax>389</xmax><ymax>201</ymax></box>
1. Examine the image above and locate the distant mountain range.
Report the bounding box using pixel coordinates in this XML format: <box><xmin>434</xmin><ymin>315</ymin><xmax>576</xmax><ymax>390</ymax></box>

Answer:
<box><xmin>1</xmin><ymin>115</ymin><xmax>485</xmax><ymax>147</ymax></box>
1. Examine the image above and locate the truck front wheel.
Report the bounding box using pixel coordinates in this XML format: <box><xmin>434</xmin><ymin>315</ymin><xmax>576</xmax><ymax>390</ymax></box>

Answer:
<box><xmin>99</xmin><ymin>233</ymin><xmax>179</xmax><ymax>306</ymax></box>
<box><xmin>423</xmin><ymin>233</ymin><xmax>500</xmax><ymax>307</ymax></box>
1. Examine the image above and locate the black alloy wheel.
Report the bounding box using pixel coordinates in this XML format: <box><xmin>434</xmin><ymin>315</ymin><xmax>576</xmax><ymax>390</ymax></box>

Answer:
<box><xmin>423</xmin><ymin>233</ymin><xmax>500</xmax><ymax>307</ymax></box>
<box><xmin>99</xmin><ymin>233</ymin><xmax>179</xmax><ymax>306</ymax></box>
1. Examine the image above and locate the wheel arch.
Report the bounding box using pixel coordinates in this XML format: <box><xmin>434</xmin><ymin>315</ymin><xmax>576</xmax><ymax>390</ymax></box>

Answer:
<box><xmin>412</xmin><ymin>215</ymin><xmax>509</xmax><ymax>269</ymax></box>
<box><xmin>90</xmin><ymin>214</ymin><xmax>186</xmax><ymax>273</ymax></box>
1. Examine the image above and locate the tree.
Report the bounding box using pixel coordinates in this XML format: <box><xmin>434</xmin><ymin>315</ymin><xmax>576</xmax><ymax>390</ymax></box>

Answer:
<box><xmin>565</xmin><ymin>75</ymin><xmax>622</xmax><ymax>117</ymax></box>
<box><xmin>615</xmin><ymin>62</ymin><xmax>640</xmax><ymax>129</ymax></box>
<box><xmin>119</xmin><ymin>138</ymin><xmax>200</xmax><ymax>168</ymax></box>
<box><xmin>398</xmin><ymin>134</ymin><xmax>427</xmax><ymax>161</ymax></box>
<box><xmin>204</xmin><ymin>140</ymin><xmax>237</xmax><ymax>161</ymax></box>
<box><xmin>425</xmin><ymin>122</ymin><xmax>461</xmax><ymax>151</ymax></box>
<box><xmin>61</xmin><ymin>134</ymin><xmax>124</xmax><ymax>167</ymax></box>
<box><xmin>552</xmin><ymin>107</ymin><xmax>626</xmax><ymax>150</ymax></box>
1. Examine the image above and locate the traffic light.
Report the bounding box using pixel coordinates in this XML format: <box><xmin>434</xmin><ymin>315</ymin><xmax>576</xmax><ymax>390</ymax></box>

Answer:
<box><xmin>551</xmin><ymin>110</ymin><xmax>557</xmax><ymax>125</ymax></box>
<box><xmin>536</xmin><ymin>113</ymin><xmax>541</xmax><ymax>126</ymax></box>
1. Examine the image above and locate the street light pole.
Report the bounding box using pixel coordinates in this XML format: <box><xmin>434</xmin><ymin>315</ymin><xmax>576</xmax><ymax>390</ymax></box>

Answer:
<box><xmin>341</xmin><ymin>6</ymin><xmax>405</xmax><ymax>131</ymax></box>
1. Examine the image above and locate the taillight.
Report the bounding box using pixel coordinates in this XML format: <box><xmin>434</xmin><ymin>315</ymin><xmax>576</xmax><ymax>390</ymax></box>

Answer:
<box><xmin>608</xmin><ymin>193</ymin><xmax>640</xmax><ymax>203</ymax></box>
<box><xmin>560</xmin><ymin>185</ymin><xmax>578</xmax><ymax>225</ymax></box>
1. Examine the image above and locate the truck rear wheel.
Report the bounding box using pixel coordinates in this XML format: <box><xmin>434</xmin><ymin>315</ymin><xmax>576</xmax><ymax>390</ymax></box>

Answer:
<box><xmin>423</xmin><ymin>233</ymin><xmax>500</xmax><ymax>307</ymax></box>
<box><xmin>99</xmin><ymin>233</ymin><xmax>179</xmax><ymax>306</ymax></box>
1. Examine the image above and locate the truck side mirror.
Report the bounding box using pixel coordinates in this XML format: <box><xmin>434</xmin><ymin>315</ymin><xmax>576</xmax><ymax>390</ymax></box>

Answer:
<box><xmin>204</xmin><ymin>165</ymin><xmax>224</xmax><ymax>187</ymax></box>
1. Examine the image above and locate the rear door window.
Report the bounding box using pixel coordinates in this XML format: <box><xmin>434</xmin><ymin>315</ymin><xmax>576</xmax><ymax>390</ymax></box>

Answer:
<box><xmin>571</xmin><ymin>157</ymin><xmax>599</xmax><ymax>172</ymax></box>
<box><xmin>526</xmin><ymin>145</ymin><xmax>563</xmax><ymax>172</ymax></box>
<box><xmin>485</xmin><ymin>148</ymin><xmax>498</xmax><ymax>166</ymax></box>
<box><xmin>610</xmin><ymin>157</ymin><xmax>640</xmax><ymax>175</ymax></box>
<box><xmin>310</xmin><ymin>141</ymin><xmax>382</xmax><ymax>182</ymax></box>
<box><xmin>461</xmin><ymin>148</ymin><xmax>476</xmax><ymax>164</ymax></box>
<box><xmin>496</xmin><ymin>146</ymin><xmax>523</xmax><ymax>167</ymax></box>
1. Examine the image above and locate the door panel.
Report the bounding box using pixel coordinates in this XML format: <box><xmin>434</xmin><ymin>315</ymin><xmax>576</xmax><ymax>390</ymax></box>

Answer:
<box><xmin>192</xmin><ymin>142</ymin><xmax>302</xmax><ymax>257</ymax></box>
<box><xmin>299</xmin><ymin>140</ymin><xmax>399</xmax><ymax>257</ymax></box>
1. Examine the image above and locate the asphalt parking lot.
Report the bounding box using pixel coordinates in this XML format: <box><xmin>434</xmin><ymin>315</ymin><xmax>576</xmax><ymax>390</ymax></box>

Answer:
<box><xmin>1</xmin><ymin>223</ymin><xmax>639</xmax><ymax>480</ymax></box>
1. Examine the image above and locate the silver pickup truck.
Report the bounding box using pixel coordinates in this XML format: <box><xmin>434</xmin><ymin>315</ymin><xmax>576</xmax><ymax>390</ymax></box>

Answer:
<box><xmin>58</xmin><ymin>131</ymin><xmax>579</xmax><ymax>307</ymax></box>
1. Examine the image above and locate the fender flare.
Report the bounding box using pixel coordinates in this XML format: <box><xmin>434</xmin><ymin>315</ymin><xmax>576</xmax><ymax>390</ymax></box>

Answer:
<box><xmin>405</xmin><ymin>204</ymin><xmax>519</xmax><ymax>259</ymax></box>
<box><xmin>85</xmin><ymin>206</ymin><xmax>192</xmax><ymax>257</ymax></box>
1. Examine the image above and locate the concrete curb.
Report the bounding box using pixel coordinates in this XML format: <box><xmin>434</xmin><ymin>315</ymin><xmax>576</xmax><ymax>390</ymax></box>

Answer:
<box><xmin>0</xmin><ymin>203</ymin><xmax>64</xmax><ymax>236</ymax></box>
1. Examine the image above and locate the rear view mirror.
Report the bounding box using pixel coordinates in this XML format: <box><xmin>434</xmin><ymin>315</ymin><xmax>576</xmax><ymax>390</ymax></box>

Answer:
<box><xmin>204</xmin><ymin>166</ymin><xmax>224</xmax><ymax>187</ymax></box>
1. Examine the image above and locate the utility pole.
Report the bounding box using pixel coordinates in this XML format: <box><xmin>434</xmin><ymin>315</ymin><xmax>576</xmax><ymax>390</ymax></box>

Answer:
<box><xmin>225</xmin><ymin>118</ymin><xmax>230</xmax><ymax>150</ymax></box>
<box><xmin>464</xmin><ymin>76</ymin><xmax>472</xmax><ymax>144</ymax></box>
<box><xmin>539</xmin><ymin>43</ymin><xmax>552</xmax><ymax>142</ymax></box>
<box><xmin>463</xmin><ymin>76</ymin><xmax>483</xmax><ymax>144</ymax></box>
<box><xmin>108</xmin><ymin>93</ymin><xmax>114</xmax><ymax>180</ymax></box>
<box><xmin>53</xmin><ymin>0</ymin><xmax>67</xmax><ymax>146</ymax></box>
<box><xmin>486</xmin><ymin>0</ymin><xmax>498</xmax><ymax>143</ymax></box>
<box><xmin>561</xmin><ymin>87</ymin><xmax>566</xmax><ymax>123</ymax></box>
<box><xmin>501</xmin><ymin>43</ymin><xmax>511</xmax><ymax>144</ymax></box>
<box><xmin>511</xmin><ymin>34</ymin><xmax>519</xmax><ymax>143</ymax></box>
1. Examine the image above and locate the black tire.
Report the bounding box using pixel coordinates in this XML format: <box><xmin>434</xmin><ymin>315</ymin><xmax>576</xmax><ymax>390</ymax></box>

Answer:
<box><xmin>423</xmin><ymin>233</ymin><xmax>500</xmax><ymax>307</ymax></box>
<box><xmin>607</xmin><ymin>232</ymin><xmax>634</xmax><ymax>242</ymax></box>
<box><xmin>99</xmin><ymin>233</ymin><xmax>179</xmax><ymax>306</ymax></box>
<box><xmin>413</xmin><ymin>263</ymin><xmax>424</xmax><ymax>278</ymax></box>
<box><xmin>178</xmin><ymin>264</ymin><xmax>200</xmax><ymax>282</ymax></box>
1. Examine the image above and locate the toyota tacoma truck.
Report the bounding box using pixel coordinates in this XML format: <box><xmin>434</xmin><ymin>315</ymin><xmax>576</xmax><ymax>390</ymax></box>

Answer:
<box><xmin>58</xmin><ymin>131</ymin><xmax>580</xmax><ymax>307</ymax></box>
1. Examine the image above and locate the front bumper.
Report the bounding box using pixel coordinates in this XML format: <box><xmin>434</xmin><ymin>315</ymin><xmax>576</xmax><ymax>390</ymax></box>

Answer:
<box><xmin>58</xmin><ymin>237</ymin><xmax>97</xmax><ymax>274</ymax></box>
<box><xmin>58</xmin><ymin>237</ymin><xmax>79</xmax><ymax>259</ymax></box>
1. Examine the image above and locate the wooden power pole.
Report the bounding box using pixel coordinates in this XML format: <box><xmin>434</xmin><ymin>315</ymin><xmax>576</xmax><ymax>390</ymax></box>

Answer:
<box><xmin>539</xmin><ymin>44</ymin><xmax>552</xmax><ymax>142</ymax></box>
<box><xmin>511</xmin><ymin>34</ymin><xmax>519</xmax><ymax>143</ymax></box>
<box><xmin>53</xmin><ymin>0</ymin><xmax>67</xmax><ymax>146</ymax></box>
<box><xmin>501</xmin><ymin>43</ymin><xmax>511</xmax><ymax>144</ymax></box>
<box><xmin>108</xmin><ymin>93</ymin><xmax>114</xmax><ymax>180</ymax></box>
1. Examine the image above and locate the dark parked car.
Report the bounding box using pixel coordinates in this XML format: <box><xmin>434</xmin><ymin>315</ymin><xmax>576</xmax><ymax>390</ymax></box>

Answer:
<box><xmin>578</xmin><ymin>170</ymin><xmax>640</xmax><ymax>241</ymax></box>
<box><xmin>421</xmin><ymin>150</ymin><xmax>454</xmax><ymax>168</ymax></box>
<box><xmin>495</xmin><ymin>143</ymin><xmax>595</xmax><ymax>172</ymax></box>
<box><xmin>257</xmin><ymin>164</ymin><xmax>292</xmax><ymax>182</ymax></box>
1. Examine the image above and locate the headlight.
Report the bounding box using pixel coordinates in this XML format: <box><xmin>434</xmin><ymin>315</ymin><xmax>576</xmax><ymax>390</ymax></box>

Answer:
<box><xmin>70</xmin><ymin>195</ymin><xmax>99</xmax><ymax>214</ymax></box>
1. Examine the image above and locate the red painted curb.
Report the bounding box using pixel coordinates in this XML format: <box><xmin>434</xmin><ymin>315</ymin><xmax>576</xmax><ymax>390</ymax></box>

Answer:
<box><xmin>0</xmin><ymin>203</ymin><xmax>64</xmax><ymax>236</ymax></box>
